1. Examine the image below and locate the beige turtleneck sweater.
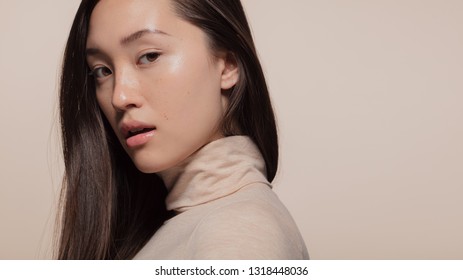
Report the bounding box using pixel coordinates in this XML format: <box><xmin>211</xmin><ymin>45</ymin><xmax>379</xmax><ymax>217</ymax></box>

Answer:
<box><xmin>134</xmin><ymin>136</ymin><xmax>309</xmax><ymax>259</ymax></box>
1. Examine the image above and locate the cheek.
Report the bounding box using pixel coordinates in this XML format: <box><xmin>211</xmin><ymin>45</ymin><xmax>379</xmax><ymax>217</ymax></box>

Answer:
<box><xmin>140</xmin><ymin>47</ymin><xmax>221</xmax><ymax>123</ymax></box>
<box><xmin>96</xmin><ymin>93</ymin><xmax>111</xmax><ymax>119</ymax></box>
<box><xmin>159</xmin><ymin>62</ymin><xmax>224</xmax><ymax>134</ymax></box>
<box><xmin>96</xmin><ymin>90</ymin><xmax>119</xmax><ymax>135</ymax></box>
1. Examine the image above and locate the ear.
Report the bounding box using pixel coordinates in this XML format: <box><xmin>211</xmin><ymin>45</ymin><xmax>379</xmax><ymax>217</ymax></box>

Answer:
<box><xmin>220</xmin><ymin>52</ymin><xmax>239</xmax><ymax>90</ymax></box>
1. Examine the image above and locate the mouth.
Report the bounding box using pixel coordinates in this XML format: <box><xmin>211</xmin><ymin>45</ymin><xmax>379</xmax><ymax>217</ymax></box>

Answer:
<box><xmin>127</xmin><ymin>127</ymin><xmax>156</xmax><ymax>139</ymax></box>
<box><xmin>121</xmin><ymin>122</ymin><xmax>157</xmax><ymax>148</ymax></box>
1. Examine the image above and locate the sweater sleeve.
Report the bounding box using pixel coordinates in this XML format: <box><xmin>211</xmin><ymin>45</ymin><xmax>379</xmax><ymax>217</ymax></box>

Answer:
<box><xmin>185</xmin><ymin>197</ymin><xmax>308</xmax><ymax>260</ymax></box>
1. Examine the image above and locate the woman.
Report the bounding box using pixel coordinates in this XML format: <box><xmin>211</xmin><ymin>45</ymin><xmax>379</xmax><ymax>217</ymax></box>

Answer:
<box><xmin>58</xmin><ymin>0</ymin><xmax>308</xmax><ymax>260</ymax></box>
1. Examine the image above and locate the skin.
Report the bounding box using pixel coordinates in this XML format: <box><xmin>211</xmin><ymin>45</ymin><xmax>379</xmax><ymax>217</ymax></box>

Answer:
<box><xmin>86</xmin><ymin>0</ymin><xmax>239</xmax><ymax>174</ymax></box>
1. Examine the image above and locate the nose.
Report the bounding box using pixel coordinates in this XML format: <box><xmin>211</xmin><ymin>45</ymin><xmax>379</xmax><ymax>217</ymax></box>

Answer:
<box><xmin>111</xmin><ymin>70</ymin><xmax>143</xmax><ymax>111</ymax></box>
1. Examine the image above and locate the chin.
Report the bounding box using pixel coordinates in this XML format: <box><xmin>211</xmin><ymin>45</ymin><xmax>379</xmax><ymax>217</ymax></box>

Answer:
<box><xmin>134</xmin><ymin>165</ymin><xmax>158</xmax><ymax>174</ymax></box>
<box><xmin>128</xmin><ymin>136</ymin><xmax>217</xmax><ymax>174</ymax></box>
<box><xmin>132</xmin><ymin>159</ymin><xmax>167</xmax><ymax>174</ymax></box>
<box><xmin>130</xmin><ymin>151</ymin><xmax>182</xmax><ymax>174</ymax></box>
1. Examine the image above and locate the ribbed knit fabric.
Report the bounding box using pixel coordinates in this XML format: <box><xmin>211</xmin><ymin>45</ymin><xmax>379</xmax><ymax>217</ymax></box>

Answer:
<box><xmin>134</xmin><ymin>136</ymin><xmax>309</xmax><ymax>259</ymax></box>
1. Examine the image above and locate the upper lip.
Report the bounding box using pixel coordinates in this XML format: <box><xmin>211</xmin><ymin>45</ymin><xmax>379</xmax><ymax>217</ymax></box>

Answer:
<box><xmin>120</xmin><ymin>120</ymin><xmax>156</xmax><ymax>139</ymax></box>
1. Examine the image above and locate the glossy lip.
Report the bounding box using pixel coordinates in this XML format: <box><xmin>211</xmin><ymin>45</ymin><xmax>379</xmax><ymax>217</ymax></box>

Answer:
<box><xmin>120</xmin><ymin>120</ymin><xmax>156</xmax><ymax>148</ymax></box>
<box><xmin>120</xmin><ymin>120</ymin><xmax>156</xmax><ymax>139</ymax></box>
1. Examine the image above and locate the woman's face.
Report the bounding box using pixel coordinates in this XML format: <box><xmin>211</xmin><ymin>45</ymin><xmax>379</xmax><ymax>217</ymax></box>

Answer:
<box><xmin>86</xmin><ymin>0</ymin><xmax>238</xmax><ymax>173</ymax></box>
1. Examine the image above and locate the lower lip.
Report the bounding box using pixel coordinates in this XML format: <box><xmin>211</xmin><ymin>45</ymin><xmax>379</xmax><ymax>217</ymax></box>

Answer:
<box><xmin>126</xmin><ymin>130</ymin><xmax>155</xmax><ymax>148</ymax></box>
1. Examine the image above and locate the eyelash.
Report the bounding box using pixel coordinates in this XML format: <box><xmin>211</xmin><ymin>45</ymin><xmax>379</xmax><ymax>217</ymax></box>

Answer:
<box><xmin>89</xmin><ymin>52</ymin><xmax>161</xmax><ymax>79</ymax></box>
<box><xmin>89</xmin><ymin>66</ymin><xmax>112</xmax><ymax>79</ymax></box>
<box><xmin>137</xmin><ymin>52</ymin><xmax>160</xmax><ymax>65</ymax></box>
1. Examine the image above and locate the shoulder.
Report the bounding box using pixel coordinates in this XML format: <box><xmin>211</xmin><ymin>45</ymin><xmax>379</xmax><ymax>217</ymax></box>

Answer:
<box><xmin>186</xmin><ymin>183</ymin><xmax>308</xmax><ymax>259</ymax></box>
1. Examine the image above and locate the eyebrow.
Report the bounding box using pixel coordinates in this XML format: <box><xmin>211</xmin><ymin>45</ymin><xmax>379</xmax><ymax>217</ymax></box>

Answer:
<box><xmin>86</xmin><ymin>28</ymin><xmax>169</xmax><ymax>56</ymax></box>
<box><xmin>120</xmin><ymin>28</ymin><xmax>169</xmax><ymax>45</ymax></box>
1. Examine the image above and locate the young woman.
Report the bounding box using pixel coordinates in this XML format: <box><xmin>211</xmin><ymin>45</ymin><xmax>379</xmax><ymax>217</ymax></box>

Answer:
<box><xmin>58</xmin><ymin>0</ymin><xmax>309</xmax><ymax>260</ymax></box>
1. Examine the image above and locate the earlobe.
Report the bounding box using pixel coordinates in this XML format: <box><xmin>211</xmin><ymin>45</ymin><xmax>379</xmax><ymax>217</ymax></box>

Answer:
<box><xmin>220</xmin><ymin>52</ymin><xmax>239</xmax><ymax>90</ymax></box>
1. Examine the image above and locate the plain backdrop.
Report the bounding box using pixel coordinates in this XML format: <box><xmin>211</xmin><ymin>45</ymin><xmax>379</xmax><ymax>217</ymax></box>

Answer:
<box><xmin>0</xmin><ymin>0</ymin><xmax>462</xmax><ymax>259</ymax></box>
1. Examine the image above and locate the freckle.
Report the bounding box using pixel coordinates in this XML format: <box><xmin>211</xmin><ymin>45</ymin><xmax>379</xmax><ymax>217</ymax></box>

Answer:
<box><xmin>163</xmin><ymin>113</ymin><xmax>169</xmax><ymax>120</ymax></box>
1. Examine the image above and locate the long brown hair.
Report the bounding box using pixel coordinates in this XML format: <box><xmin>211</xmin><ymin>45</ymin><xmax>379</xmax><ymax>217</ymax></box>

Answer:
<box><xmin>58</xmin><ymin>0</ymin><xmax>278</xmax><ymax>259</ymax></box>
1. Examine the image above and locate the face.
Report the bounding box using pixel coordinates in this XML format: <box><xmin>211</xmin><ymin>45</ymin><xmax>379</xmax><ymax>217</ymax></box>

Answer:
<box><xmin>86</xmin><ymin>0</ymin><xmax>239</xmax><ymax>173</ymax></box>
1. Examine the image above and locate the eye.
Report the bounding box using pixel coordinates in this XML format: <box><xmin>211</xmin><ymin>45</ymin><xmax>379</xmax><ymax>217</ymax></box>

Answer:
<box><xmin>138</xmin><ymin>52</ymin><xmax>160</xmax><ymax>65</ymax></box>
<box><xmin>90</xmin><ymin>66</ymin><xmax>112</xmax><ymax>79</ymax></box>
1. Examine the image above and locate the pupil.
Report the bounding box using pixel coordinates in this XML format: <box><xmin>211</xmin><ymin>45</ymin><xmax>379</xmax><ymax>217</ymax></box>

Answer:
<box><xmin>147</xmin><ymin>53</ymin><xmax>157</xmax><ymax>61</ymax></box>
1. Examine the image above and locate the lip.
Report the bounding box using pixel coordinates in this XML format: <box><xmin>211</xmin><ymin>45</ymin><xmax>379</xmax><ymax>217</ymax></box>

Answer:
<box><xmin>120</xmin><ymin>120</ymin><xmax>156</xmax><ymax>148</ymax></box>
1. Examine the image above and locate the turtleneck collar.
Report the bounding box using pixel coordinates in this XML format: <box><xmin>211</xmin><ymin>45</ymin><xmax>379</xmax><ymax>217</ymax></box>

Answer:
<box><xmin>158</xmin><ymin>136</ymin><xmax>270</xmax><ymax>212</ymax></box>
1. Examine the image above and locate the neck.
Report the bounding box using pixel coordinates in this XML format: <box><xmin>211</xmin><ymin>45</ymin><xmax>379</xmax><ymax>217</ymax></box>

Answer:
<box><xmin>158</xmin><ymin>136</ymin><xmax>269</xmax><ymax>212</ymax></box>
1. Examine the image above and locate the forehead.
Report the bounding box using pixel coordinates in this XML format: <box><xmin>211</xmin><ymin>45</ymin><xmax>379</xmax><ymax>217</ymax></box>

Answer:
<box><xmin>87</xmin><ymin>0</ymin><xmax>179</xmax><ymax>47</ymax></box>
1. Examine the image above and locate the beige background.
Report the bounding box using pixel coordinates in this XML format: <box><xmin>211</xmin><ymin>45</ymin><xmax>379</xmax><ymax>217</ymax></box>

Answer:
<box><xmin>0</xmin><ymin>0</ymin><xmax>462</xmax><ymax>259</ymax></box>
